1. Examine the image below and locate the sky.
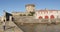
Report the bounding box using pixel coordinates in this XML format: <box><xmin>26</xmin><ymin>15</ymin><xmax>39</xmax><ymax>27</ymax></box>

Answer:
<box><xmin>0</xmin><ymin>0</ymin><xmax>60</xmax><ymax>16</ymax></box>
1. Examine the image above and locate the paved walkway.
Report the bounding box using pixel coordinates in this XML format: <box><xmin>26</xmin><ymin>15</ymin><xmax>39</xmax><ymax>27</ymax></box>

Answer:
<box><xmin>0</xmin><ymin>22</ymin><xmax>4</xmax><ymax>32</ymax></box>
<box><xmin>0</xmin><ymin>21</ymin><xmax>23</xmax><ymax>32</ymax></box>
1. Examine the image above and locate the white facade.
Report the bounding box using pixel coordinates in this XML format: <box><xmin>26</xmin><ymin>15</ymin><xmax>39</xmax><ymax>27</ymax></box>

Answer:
<box><xmin>34</xmin><ymin>10</ymin><xmax>60</xmax><ymax>19</ymax></box>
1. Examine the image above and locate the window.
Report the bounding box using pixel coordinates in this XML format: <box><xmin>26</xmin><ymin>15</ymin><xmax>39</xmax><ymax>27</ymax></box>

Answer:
<box><xmin>39</xmin><ymin>16</ymin><xmax>43</xmax><ymax>19</ymax></box>
<box><xmin>50</xmin><ymin>15</ymin><xmax>54</xmax><ymax>19</ymax></box>
<box><xmin>45</xmin><ymin>16</ymin><xmax>49</xmax><ymax>19</ymax></box>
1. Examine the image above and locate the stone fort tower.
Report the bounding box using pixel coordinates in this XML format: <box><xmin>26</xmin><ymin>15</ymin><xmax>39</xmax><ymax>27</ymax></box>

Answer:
<box><xmin>25</xmin><ymin>4</ymin><xmax>35</xmax><ymax>12</ymax></box>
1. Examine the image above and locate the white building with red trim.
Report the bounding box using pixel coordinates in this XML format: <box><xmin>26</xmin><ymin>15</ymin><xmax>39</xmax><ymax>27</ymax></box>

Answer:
<box><xmin>34</xmin><ymin>9</ymin><xmax>60</xmax><ymax>19</ymax></box>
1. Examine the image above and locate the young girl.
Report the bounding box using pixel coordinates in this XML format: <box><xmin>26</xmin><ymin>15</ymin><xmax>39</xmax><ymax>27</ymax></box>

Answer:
<box><xmin>3</xmin><ymin>20</ymin><xmax>5</xmax><ymax>31</ymax></box>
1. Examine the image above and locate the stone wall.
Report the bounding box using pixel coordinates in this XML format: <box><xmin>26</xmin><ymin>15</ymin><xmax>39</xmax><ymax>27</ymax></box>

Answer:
<box><xmin>13</xmin><ymin>16</ymin><xmax>60</xmax><ymax>24</ymax></box>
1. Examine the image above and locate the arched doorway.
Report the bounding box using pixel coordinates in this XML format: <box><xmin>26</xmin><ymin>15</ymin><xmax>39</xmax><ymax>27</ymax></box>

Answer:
<box><xmin>50</xmin><ymin>15</ymin><xmax>54</xmax><ymax>19</ymax></box>
<box><xmin>45</xmin><ymin>16</ymin><xmax>49</xmax><ymax>19</ymax></box>
<box><xmin>39</xmin><ymin>16</ymin><xmax>43</xmax><ymax>19</ymax></box>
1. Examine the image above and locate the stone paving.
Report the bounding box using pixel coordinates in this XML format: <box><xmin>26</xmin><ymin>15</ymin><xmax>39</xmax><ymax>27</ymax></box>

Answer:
<box><xmin>0</xmin><ymin>21</ymin><xmax>23</xmax><ymax>32</ymax></box>
<box><xmin>0</xmin><ymin>21</ymin><xmax>4</xmax><ymax>32</ymax></box>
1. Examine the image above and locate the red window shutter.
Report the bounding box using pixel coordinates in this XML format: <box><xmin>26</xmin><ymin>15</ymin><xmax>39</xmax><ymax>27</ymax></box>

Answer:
<box><xmin>50</xmin><ymin>15</ymin><xmax>54</xmax><ymax>19</ymax></box>
<box><xmin>39</xmin><ymin>16</ymin><xmax>42</xmax><ymax>19</ymax></box>
<box><xmin>45</xmin><ymin>16</ymin><xmax>49</xmax><ymax>19</ymax></box>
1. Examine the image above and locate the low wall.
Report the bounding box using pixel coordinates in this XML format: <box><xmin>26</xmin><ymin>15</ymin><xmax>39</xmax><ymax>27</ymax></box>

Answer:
<box><xmin>13</xmin><ymin>16</ymin><xmax>60</xmax><ymax>24</ymax></box>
